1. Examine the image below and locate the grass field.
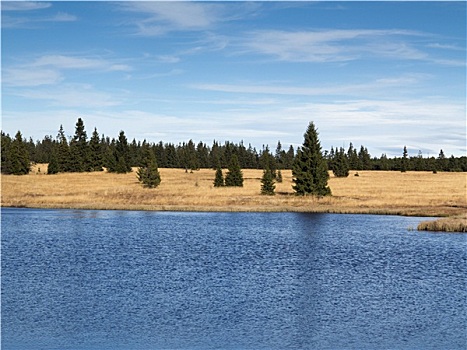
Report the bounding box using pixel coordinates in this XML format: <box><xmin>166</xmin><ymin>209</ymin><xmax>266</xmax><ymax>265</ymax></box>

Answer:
<box><xmin>2</xmin><ymin>164</ymin><xmax>466</xmax><ymax>231</ymax></box>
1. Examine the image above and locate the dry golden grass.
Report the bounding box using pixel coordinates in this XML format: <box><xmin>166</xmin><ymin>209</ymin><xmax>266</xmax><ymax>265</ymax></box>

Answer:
<box><xmin>2</xmin><ymin>164</ymin><xmax>466</xmax><ymax>230</ymax></box>
<box><xmin>417</xmin><ymin>213</ymin><xmax>467</xmax><ymax>233</ymax></box>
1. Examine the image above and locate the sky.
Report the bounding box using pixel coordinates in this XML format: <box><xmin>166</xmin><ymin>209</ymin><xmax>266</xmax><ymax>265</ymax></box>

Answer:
<box><xmin>2</xmin><ymin>1</ymin><xmax>466</xmax><ymax>157</ymax></box>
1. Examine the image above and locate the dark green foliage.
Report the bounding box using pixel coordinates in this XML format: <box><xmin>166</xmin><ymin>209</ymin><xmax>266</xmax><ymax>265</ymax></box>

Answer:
<box><xmin>401</xmin><ymin>146</ymin><xmax>408</xmax><ymax>172</ymax></box>
<box><xmin>2</xmin><ymin>131</ymin><xmax>30</xmax><ymax>175</ymax></box>
<box><xmin>68</xmin><ymin>118</ymin><xmax>91</xmax><ymax>172</ymax></box>
<box><xmin>332</xmin><ymin>147</ymin><xmax>350</xmax><ymax>177</ymax></box>
<box><xmin>137</xmin><ymin>144</ymin><xmax>161</xmax><ymax>188</ymax></box>
<box><xmin>225</xmin><ymin>154</ymin><xmax>243</xmax><ymax>187</ymax></box>
<box><xmin>213</xmin><ymin>164</ymin><xmax>225</xmax><ymax>187</ymax></box>
<box><xmin>47</xmin><ymin>151</ymin><xmax>59</xmax><ymax>174</ymax></box>
<box><xmin>6</xmin><ymin>117</ymin><xmax>467</xmax><ymax>176</ymax></box>
<box><xmin>56</xmin><ymin>125</ymin><xmax>71</xmax><ymax>172</ymax></box>
<box><xmin>261</xmin><ymin>168</ymin><xmax>275</xmax><ymax>195</ymax></box>
<box><xmin>259</xmin><ymin>145</ymin><xmax>277</xmax><ymax>177</ymax></box>
<box><xmin>292</xmin><ymin>122</ymin><xmax>331</xmax><ymax>196</ymax></box>
<box><xmin>89</xmin><ymin>128</ymin><xmax>104</xmax><ymax>171</ymax></box>
<box><xmin>108</xmin><ymin>131</ymin><xmax>132</xmax><ymax>173</ymax></box>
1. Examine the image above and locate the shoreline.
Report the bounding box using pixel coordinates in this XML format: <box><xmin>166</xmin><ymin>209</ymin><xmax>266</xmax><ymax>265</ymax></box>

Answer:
<box><xmin>3</xmin><ymin>203</ymin><xmax>466</xmax><ymax>233</ymax></box>
<box><xmin>2</xmin><ymin>167</ymin><xmax>466</xmax><ymax>232</ymax></box>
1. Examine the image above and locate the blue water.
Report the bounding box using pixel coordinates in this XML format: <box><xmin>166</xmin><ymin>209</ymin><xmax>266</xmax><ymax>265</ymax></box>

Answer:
<box><xmin>1</xmin><ymin>208</ymin><xmax>466</xmax><ymax>350</ymax></box>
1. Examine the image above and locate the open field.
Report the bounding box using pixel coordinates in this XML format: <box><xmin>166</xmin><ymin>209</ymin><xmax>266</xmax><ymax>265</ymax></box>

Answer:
<box><xmin>2</xmin><ymin>165</ymin><xmax>466</xmax><ymax>228</ymax></box>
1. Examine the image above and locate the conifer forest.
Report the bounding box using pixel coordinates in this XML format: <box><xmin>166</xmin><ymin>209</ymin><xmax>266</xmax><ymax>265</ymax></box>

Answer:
<box><xmin>2</xmin><ymin>118</ymin><xmax>466</xmax><ymax>177</ymax></box>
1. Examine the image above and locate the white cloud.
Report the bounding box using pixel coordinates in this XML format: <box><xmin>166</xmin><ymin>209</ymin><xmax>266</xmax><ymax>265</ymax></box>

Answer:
<box><xmin>13</xmin><ymin>84</ymin><xmax>123</xmax><ymax>108</ymax></box>
<box><xmin>3</xmin><ymin>67</ymin><xmax>63</xmax><ymax>86</ymax></box>
<box><xmin>121</xmin><ymin>2</ymin><xmax>222</xmax><ymax>35</ymax></box>
<box><xmin>120</xmin><ymin>2</ymin><xmax>260</xmax><ymax>36</ymax></box>
<box><xmin>191</xmin><ymin>73</ymin><xmax>430</xmax><ymax>97</ymax></box>
<box><xmin>238</xmin><ymin>29</ymin><xmax>462</xmax><ymax>65</ymax></box>
<box><xmin>32</xmin><ymin>55</ymin><xmax>131</xmax><ymax>71</ymax></box>
<box><xmin>1</xmin><ymin>2</ymin><xmax>51</xmax><ymax>11</ymax></box>
<box><xmin>4</xmin><ymin>54</ymin><xmax>132</xmax><ymax>86</ymax></box>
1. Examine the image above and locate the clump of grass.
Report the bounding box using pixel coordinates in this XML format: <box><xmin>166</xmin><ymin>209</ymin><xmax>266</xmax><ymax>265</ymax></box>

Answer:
<box><xmin>417</xmin><ymin>214</ymin><xmax>467</xmax><ymax>233</ymax></box>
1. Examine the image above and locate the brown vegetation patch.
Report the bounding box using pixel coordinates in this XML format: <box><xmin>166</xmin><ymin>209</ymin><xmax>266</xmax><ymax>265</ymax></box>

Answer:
<box><xmin>2</xmin><ymin>166</ymin><xmax>466</xmax><ymax>232</ymax></box>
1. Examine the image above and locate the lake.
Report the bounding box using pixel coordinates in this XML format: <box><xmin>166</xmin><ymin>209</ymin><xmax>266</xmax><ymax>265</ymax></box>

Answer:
<box><xmin>1</xmin><ymin>208</ymin><xmax>466</xmax><ymax>349</ymax></box>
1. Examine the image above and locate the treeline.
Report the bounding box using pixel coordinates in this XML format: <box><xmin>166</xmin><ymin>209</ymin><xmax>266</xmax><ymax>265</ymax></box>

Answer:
<box><xmin>1</xmin><ymin>118</ymin><xmax>466</xmax><ymax>175</ymax></box>
<box><xmin>326</xmin><ymin>144</ymin><xmax>467</xmax><ymax>173</ymax></box>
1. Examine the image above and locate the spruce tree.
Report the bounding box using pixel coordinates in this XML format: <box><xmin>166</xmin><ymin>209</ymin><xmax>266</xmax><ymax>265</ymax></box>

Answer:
<box><xmin>1</xmin><ymin>132</ymin><xmax>12</xmax><ymax>174</ymax></box>
<box><xmin>332</xmin><ymin>147</ymin><xmax>350</xmax><ymax>177</ymax></box>
<box><xmin>7</xmin><ymin>131</ymin><xmax>30</xmax><ymax>175</ymax></box>
<box><xmin>47</xmin><ymin>150</ymin><xmax>59</xmax><ymax>174</ymax></box>
<box><xmin>225</xmin><ymin>154</ymin><xmax>243</xmax><ymax>187</ymax></box>
<box><xmin>89</xmin><ymin>127</ymin><xmax>104</xmax><ymax>171</ymax></box>
<box><xmin>401</xmin><ymin>146</ymin><xmax>408</xmax><ymax>172</ymax></box>
<box><xmin>69</xmin><ymin>118</ymin><xmax>91</xmax><ymax>172</ymax></box>
<box><xmin>137</xmin><ymin>144</ymin><xmax>161</xmax><ymax>188</ymax></box>
<box><xmin>110</xmin><ymin>131</ymin><xmax>132</xmax><ymax>173</ymax></box>
<box><xmin>292</xmin><ymin>122</ymin><xmax>331</xmax><ymax>196</ymax></box>
<box><xmin>261</xmin><ymin>168</ymin><xmax>275</xmax><ymax>195</ymax></box>
<box><xmin>56</xmin><ymin>125</ymin><xmax>71</xmax><ymax>172</ymax></box>
<box><xmin>213</xmin><ymin>164</ymin><xmax>225</xmax><ymax>187</ymax></box>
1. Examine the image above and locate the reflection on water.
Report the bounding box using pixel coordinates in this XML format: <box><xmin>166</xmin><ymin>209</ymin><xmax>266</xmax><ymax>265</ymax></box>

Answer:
<box><xmin>2</xmin><ymin>208</ymin><xmax>466</xmax><ymax>349</ymax></box>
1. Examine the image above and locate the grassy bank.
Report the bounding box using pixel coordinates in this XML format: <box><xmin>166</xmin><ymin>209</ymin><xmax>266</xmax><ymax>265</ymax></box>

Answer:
<box><xmin>417</xmin><ymin>213</ymin><xmax>467</xmax><ymax>233</ymax></box>
<box><xmin>2</xmin><ymin>165</ymin><xmax>466</xmax><ymax>231</ymax></box>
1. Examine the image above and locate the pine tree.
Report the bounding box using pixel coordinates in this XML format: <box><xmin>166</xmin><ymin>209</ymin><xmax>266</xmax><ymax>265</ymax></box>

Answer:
<box><xmin>332</xmin><ymin>147</ymin><xmax>350</xmax><ymax>177</ymax></box>
<box><xmin>137</xmin><ymin>144</ymin><xmax>161</xmax><ymax>188</ymax></box>
<box><xmin>56</xmin><ymin>125</ymin><xmax>71</xmax><ymax>172</ymax></box>
<box><xmin>110</xmin><ymin>131</ymin><xmax>132</xmax><ymax>173</ymax></box>
<box><xmin>1</xmin><ymin>132</ymin><xmax>12</xmax><ymax>174</ymax></box>
<box><xmin>225</xmin><ymin>154</ymin><xmax>243</xmax><ymax>187</ymax></box>
<box><xmin>213</xmin><ymin>164</ymin><xmax>225</xmax><ymax>187</ymax></box>
<box><xmin>292</xmin><ymin>122</ymin><xmax>331</xmax><ymax>196</ymax></box>
<box><xmin>401</xmin><ymin>146</ymin><xmax>408</xmax><ymax>172</ymax></box>
<box><xmin>47</xmin><ymin>150</ymin><xmax>59</xmax><ymax>174</ymax></box>
<box><xmin>89</xmin><ymin>127</ymin><xmax>104</xmax><ymax>171</ymax></box>
<box><xmin>6</xmin><ymin>131</ymin><xmax>30</xmax><ymax>175</ymax></box>
<box><xmin>261</xmin><ymin>168</ymin><xmax>275</xmax><ymax>195</ymax></box>
<box><xmin>69</xmin><ymin>118</ymin><xmax>91</xmax><ymax>172</ymax></box>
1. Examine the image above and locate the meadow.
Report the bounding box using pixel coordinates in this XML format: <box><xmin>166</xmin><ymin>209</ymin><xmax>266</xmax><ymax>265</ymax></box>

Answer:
<box><xmin>2</xmin><ymin>164</ymin><xmax>466</xmax><ymax>230</ymax></box>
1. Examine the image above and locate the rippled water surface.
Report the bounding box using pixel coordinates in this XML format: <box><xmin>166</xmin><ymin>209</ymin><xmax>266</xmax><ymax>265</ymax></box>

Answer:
<box><xmin>2</xmin><ymin>208</ymin><xmax>466</xmax><ymax>349</ymax></box>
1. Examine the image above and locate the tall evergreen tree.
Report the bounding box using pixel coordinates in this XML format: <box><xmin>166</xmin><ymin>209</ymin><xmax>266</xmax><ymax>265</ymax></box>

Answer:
<box><xmin>56</xmin><ymin>125</ymin><xmax>71</xmax><ymax>172</ymax></box>
<box><xmin>137</xmin><ymin>144</ymin><xmax>161</xmax><ymax>188</ymax></box>
<box><xmin>109</xmin><ymin>131</ymin><xmax>132</xmax><ymax>173</ymax></box>
<box><xmin>213</xmin><ymin>164</ymin><xmax>225</xmax><ymax>187</ymax></box>
<box><xmin>332</xmin><ymin>147</ymin><xmax>350</xmax><ymax>177</ymax></box>
<box><xmin>1</xmin><ymin>132</ymin><xmax>12</xmax><ymax>174</ymax></box>
<box><xmin>6</xmin><ymin>131</ymin><xmax>31</xmax><ymax>175</ymax></box>
<box><xmin>69</xmin><ymin>118</ymin><xmax>91</xmax><ymax>172</ymax></box>
<box><xmin>225</xmin><ymin>154</ymin><xmax>243</xmax><ymax>187</ymax></box>
<box><xmin>292</xmin><ymin>122</ymin><xmax>331</xmax><ymax>196</ymax></box>
<box><xmin>260</xmin><ymin>167</ymin><xmax>275</xmax><ymax>195</ymax></box>
<box><xmin>89</xmin><ymin>127</ymin><xmax>104</xmax><ymax>171</ymax></box>
<box><xmin>401</xmin><ymin>146</ymin><xmax>408</xmax><ymax>172</ymax></box>
<box><xmin>47</xmin><ymin>150</ymin><xmax>59</xmax><ymax>174</ymax></box>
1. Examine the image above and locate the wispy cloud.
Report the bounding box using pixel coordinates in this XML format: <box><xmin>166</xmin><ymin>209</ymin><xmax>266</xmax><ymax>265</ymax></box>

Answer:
<box><xmin>32</xmin><ymin>55</ymin><xmax>131</xmax><ymax>71</ymax></box>
<box><xmin>237</xmin><ymin>29</ymin><xmax>464</xmax><ymax>66</ymax></box>
<box><xmin>1</xmin><ymin>2</ymin><xmax>51</xmax><ymax>11</ymax></box>
<box><xmin>4</xmin><ymin>54</ymin><xmax>131</xmax><ymax>87</ymax></box>
<box><xmin>13</xmin><ymin>84</ymin><xmax>123</xmax><ymax>108</ymax></box>
<box><xmin>3</xmin><ymin>67</ymin><xmax>63</xmax><ymax>86</ymax></box>
<box><xmin>2</xmin><ymin>11</ymin><xmax>77</xmax><ymax>28</ymax></box>
<box><xmin>120</xmin><ymin>2</ymin><xmax>260</xmax><ymax>36</ymax></box>
<box><xmin>191</xmin><ymin>73</ymin><xmax>430</xmax><ymax>97</ymax></box>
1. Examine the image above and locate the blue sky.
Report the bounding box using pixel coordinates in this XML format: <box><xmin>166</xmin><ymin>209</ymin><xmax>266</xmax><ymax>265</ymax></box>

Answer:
<box><xmin>2</xmin><ymin>1</ymin><xmax>466</xmax><ymax>157</ymax></box>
